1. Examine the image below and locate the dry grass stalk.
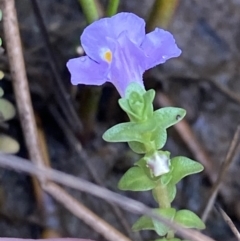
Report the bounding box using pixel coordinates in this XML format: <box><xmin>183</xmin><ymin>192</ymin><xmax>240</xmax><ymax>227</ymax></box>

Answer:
<box><xmin>215</xmin><ymin>205</ymin><xmax>240</xmax><ymax>241</ymax></box>
<box><xmin>201</xmin><ymin>125</ymin><xmax>240</xmax><ymax>221</ymax></box>
<box><xmin>0</xmin><ymin>153</ymin><xmax>216</xmax><ymax>241</ymax></box>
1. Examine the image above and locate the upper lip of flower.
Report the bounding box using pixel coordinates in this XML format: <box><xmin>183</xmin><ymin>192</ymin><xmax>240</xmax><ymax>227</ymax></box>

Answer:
<box><xmin>67</xmin><ymin>12</ymin><xmax>182</xmax><ymax>97</ymax></box>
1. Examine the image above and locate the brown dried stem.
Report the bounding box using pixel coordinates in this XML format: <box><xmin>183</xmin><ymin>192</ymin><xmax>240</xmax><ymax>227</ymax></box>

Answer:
<box><xmin>44</xmin><ymin>183</ymin><xmax>131</xmax><ymax>241</ymax></box>
<box><xmin>0</xmin><ymin>153</ymin><xmax>216</xmax><ymax>241</ymax></box>
<box><xmin>215</xmin><ymin>205</ymin><xmax>240</xmax><ymax>241</ymax></box>
<box><xmin>48</xmin><ymin>104</ymin><xmax>141</xmax><ymax>241</ymax></box>
<box><xmin>201</xmin><ymin>125</ymin><xmax>240</xmax><ymax>222</ymax></box>
<box><xmin>1</xmin><ymin>0</ymin><xmax>44</xmax><ymax>169</ymax></box>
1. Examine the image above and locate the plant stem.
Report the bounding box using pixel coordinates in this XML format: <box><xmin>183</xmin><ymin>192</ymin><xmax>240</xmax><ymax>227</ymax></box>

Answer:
<box><xmin>167</xmin><ymin>230</ymin><xmax>175</xmax><ymax>239</ymax></box>
<box><xmin>154</xmin><ymin>181</ymin><xmax>175</xmax><ymax>239</ymax></box>
<box><xmin>154</xmin><ymin>181</ymin><xmax>170</xmax><ymax>208</ymax></box>
<box><xmin>147</xmin><ymin>0</ymin><xmax>179</xmax><ymax>31</ymax></box>
<box><xmin>106</xmin><ymin>0</ymin><xmax>120</xmax><ymax>17</ymax></box>
<box><xmin>77</xmin><ymin>0</ymin><xmax>102</xmax><ymax>138</ymax></box>
<box><xmin>78</xmin><ymin>0</ymin><xmax>99</xmax><ymax>24</ymax></box>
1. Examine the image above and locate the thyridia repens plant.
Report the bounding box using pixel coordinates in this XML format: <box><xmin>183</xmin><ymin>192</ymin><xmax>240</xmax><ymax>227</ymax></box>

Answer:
<box><xmin>67</xmin><ymin>12</ymin><xmax>205</xmax><ymax>241</ymax></box>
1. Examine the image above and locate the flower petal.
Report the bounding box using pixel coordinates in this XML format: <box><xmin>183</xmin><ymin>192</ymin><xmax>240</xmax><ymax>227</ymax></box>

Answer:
<box><xmin>66</xmin><ymin>56</ymin><xmax>108</xmax><ymax>86</ymax></box>
<box><xmin>81</xmin><ymin>18</ymin><xmax>116</xmax><ymax>63</ymax></box>
<box><xmin>141</xmin><ymin>28</ymin><xmax>181</xmax><ymax>69</ymax></box>
<box><xmin>108</xmin><ymin>32</ymin><xmax>146</xmax><ymax>96</ymax></box>
<box><xmin>110</xmin><ymin>12</ymin><xmax>146</xmax><ymax>45</ymax></box>
<box><xmin>81</xmin><ymin>13</ymin><xmax>145</xmax><ymax>62</ymax></box>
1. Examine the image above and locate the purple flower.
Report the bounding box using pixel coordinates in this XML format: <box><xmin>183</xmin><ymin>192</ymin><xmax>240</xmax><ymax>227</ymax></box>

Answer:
<box><xmin>67</xmin><ymin>12</ymin><xmax>181</xmax><ymax>97</ymax></box>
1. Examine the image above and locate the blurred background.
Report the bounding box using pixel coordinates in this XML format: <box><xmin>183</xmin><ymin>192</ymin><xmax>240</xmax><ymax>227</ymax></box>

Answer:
<box><xmin>0</xmin><ymin>0</ymin><xmax>240</xmax><ymax>240</ymax></box>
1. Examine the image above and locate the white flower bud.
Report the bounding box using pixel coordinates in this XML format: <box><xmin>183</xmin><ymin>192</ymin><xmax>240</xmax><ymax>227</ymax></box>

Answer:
<box><xmin>146</xmin><ymin>151</ymin><xmax>170</xmax><ymax>177</ymax></box>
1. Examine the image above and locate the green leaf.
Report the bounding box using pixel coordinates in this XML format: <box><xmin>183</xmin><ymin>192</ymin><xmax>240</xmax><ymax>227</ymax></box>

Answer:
<box><xmin>170</xmin><ymin>156</ymin><xmax>204</xmax><ymax>184</ymax></box>
<box><xmin>118</xmin><ymin>166</ymin><xmax>156</xmax><ymax>191</ymax></box>
<box><xmin>142</xmin><ymin>89</ymin><xmax>155</xmax><ymax>118</ymax></box>
<box><xmin>0</xmin><ymin>98</ymin><xmax>16</xmax><ymax>121</ymax></box>
<box><xmin>128</xmin><ymin>141</ymin><xmax>146</xmax><ymax>154</ymax></box>
<box><xmin>160</xmin><ymin>165</ymin><xmax>173</xmax><ymax>185</ymax></box>
<box><xmin>153</xmin><ymin>208</ymin><xmax>176</xmax><ymax>236</ymax></box>
<box><xmin>0</xmin><ymin>134</ymin><xmax>20</xmax><ymax>154</ymax></box>
<box><xmin>152</xmin><ymin>127</ymin><xmax>167</xmax><ymax>150</ymax></box>
<box><xmin>174</xmin><ymin>210</ymin><xmax>205</xmax><ymax>230</ymax></box>
<box><xmin>103</xmin><ymin>122</ymin><xmax>145</xmax><ymax>143</ymax></box>
<box><xmin>119</xmin><ymin>86</ymin><xmax>155</xmax><ymax>122</ymax></box>
<box><xmin>153</xmin><ymin>107</ymin><xmax>186</xmax><ymax>129</ymax></box>
<box><xmin>166</xmin><ymin>182</ymin><xmax>177</xmax><ymax>203</ymax></box>
<box><xmin>132</xmin><ymin>215</ymin><xmax>154</xmax><ymax>231</ymax></box>
<box><xmin>118</xmin><ymin>98</ymin><xmax>141</xmax><ymax>122</ymax></box>
<box><xmin>103</xmin><ymin>118</ymin><xmax>157</xmax><ymax>143</ymax></box>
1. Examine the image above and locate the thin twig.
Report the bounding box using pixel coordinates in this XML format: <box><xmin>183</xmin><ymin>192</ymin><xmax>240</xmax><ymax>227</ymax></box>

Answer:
<box><xmin>48</xmin><ymin>104</ymin><xmax>142</xmax><ymax>241</ymax></box>
<box><xmin>201</xmin><ymin>125</ymin><xmax>240</xmax><ymax>222</ymax></box>
<box><xmin>0</xmin><ymin>153</ymin><xmax>216</xmax><ymax>241</ymax></box>
<box><xmin>30</xmin><ymin>0</ymin><xmax>82</xmax><ymax>134</ymax></box>
<box><xmin>215</xmin><ymin>204</ymin><xmax>240</xmax><ymax>241</ymax></box>
<box><xmin>1</xmin><ymin>0</ymin><xmax>44</xmax><ymax>168</ymax></box>
<box><xmin>44</xmin><ymin>183</ymin><xmax>131</xmax><ymax>241</ymax></box>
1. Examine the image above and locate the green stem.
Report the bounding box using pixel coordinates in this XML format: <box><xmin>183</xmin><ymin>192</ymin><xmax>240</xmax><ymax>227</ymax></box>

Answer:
<box><xmin>154</xmin><ymin>181</ymin><xmax>170</xmax><ymax>208</ymax></box>
<box><xmin>166</xmin><ymin>230</ymin><xmax>175</xmax><ymax>239</ymax></box>
<box><xmin>106</xmin><ymin>0</ymin><xmax>120</xmax><ymax>17</ymax></box>
<box><xmin>146</xmin><ymin>0</ymin><xmax>179</xmax><ymax>31</ymax></box>
<box><xmin>154</xmin><ymin>181</ymin><xmax>175</xmax><ymax>239</ymax></box>
<box><xmin>78</xmin><ymin>0</ymin><xmax>99</xmax><ymax>24</ymax></box>
<box><xmin>77</xmin><ymin>0</ymin><xmax>101</xmax><ymax>138</ymax></box>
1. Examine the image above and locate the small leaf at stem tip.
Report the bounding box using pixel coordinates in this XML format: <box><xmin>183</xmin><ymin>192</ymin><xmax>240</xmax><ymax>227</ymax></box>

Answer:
<box><xmin>132</xmin><ymin>215</ymin><xmax>155</xmax><ymax>231</ymax></box>
<box><xmin>118</xmin><ymin>166</ymin><xmax>156</xmax><ymax>191</ymax></box>
<box><xmin>124</xmin><ymin>82</ymin><xmax>146</xmax><ymax>99</ymax></box>
<box><xmin>174</xmin><ymin>209</ymin><xmax>206</xmax><ymax>230</ymax></box>
<box><xmin>170</xmin><ymin>156</ymin><xmax>204</xmax><ymax>184</ymax></box>
<box><xmin>119</xmin><ymin>85</ymin><xmax>155</xmax><ymax>122</ymax></box>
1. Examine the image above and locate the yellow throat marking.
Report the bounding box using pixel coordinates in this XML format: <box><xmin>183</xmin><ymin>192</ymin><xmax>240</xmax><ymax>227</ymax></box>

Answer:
<box><xmin>104</xmin><ymin>51</ymin><xmax>112</xmax><ymax>63</ymax></box>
